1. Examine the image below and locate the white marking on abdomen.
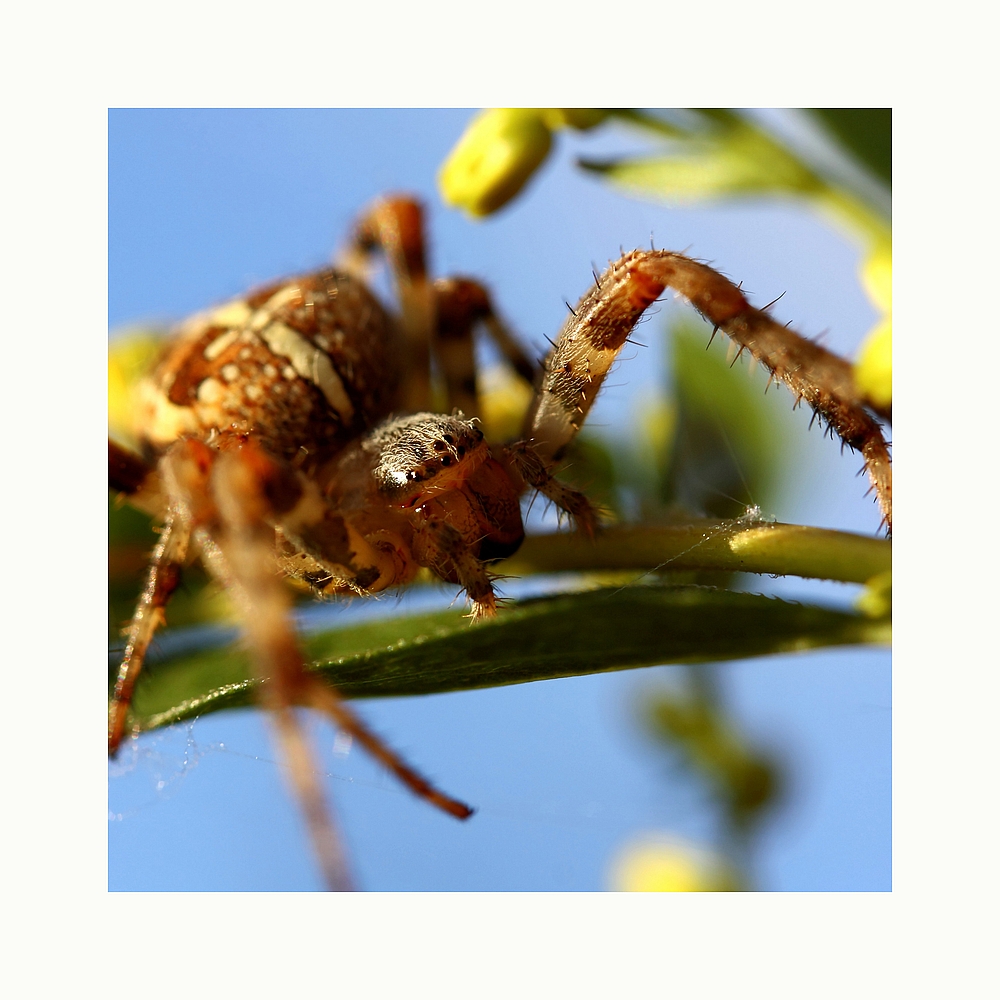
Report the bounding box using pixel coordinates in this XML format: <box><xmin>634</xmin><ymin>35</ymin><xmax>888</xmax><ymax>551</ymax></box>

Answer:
<box><xmin>207</xmin><ymin>301</ymin><xmax>253</xmax><ymax>329</ymax></box>
<box><xmin>197</xmin><ymin>377</ymin><xmax>226</xmax><ymax>404</ymax></box>
<box><xmin>259</xmin><ymin>320</ymin><xmax>355</xmax><ymax>422</ymax></box>
<box><xmin>203</xmin><ymin>329</ymin><xmax>240</xmax><ymax>360</ymax></box>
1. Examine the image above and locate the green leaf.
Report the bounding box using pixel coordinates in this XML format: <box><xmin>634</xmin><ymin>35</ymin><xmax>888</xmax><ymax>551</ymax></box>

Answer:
<box><xmin>661</xmin><ymin>321</ymin><xmax>798</xmax><ymax>519</ymax></box>
<box><xmin>646</xmin><ymin>680</ymin><xmax>781</xmax><ymax>829</ymax></box>
<box><xmin>120</xmin><ymin>583</ymin><xmax>889</xmax><ymax>735</ymax></box>
<box><xmin>807</xmin><ymin>109</ymin><xmax>891</xmax><ymax>188</ymax></box>
<box><xmin>578</xmin><ymin>121</ymin><xmax>819</xmax><ymax>203</ymax></box>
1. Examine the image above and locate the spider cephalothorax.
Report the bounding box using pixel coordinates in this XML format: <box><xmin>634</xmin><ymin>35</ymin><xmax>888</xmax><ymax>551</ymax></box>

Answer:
<box><xmin>109</xmin><ymin>194</ymin><xmax>892</xmax><ymax>890</ymax></box>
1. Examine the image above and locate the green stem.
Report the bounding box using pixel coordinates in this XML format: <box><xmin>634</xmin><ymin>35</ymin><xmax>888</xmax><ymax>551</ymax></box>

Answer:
<box><xmin>504</xmin><ymin>521</ymin><xmax>890</xmax><ymax>584</ymax></box>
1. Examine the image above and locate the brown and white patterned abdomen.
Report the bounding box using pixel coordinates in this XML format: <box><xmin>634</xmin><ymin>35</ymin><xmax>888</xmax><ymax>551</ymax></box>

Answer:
<box><xmin>136</xmin><ymin>269</ymin><xmax>403</xmax><ymax>467</ymax></box>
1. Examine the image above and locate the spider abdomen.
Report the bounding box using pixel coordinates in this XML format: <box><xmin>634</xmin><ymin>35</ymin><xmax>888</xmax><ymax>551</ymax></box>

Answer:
<box><xmin>136</xmin><ymin>269</ymin><xmax>403</xmax><ymax>467</ymax></box>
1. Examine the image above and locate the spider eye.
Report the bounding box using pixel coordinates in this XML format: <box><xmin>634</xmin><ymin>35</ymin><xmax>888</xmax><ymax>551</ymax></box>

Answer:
<box><xmin>372</xmin><ymin>412</ymin><xmax>488</xmax><ymax>502</ymax></box>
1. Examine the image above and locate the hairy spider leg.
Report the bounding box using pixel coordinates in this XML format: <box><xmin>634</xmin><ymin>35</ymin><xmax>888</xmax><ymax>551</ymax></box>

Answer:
<box><xmin>159</xmin><ymin>438</ymin><xmax>352</xmax><ymax>890</ymax></box>
<box><xmin>521</xmin><ymin>250</ymin><xmax>891</xmax><ymax>531</ymax></box>
<box><xmin>501</xmin><ymin>441</ymin><xmax>600</xmax><ymax>537</ymax></box>
<box><xmin>109</xmin><ymin>441</ymin><xmax>173</xmax><ymax>753</ymax></box>
<box><xmin>108</xmin><ymin>512</ymin><xmax>189</xmax><ymax>754</ymax></box>
<box><xmin>171</xmin><ymin>439</ymin><xmax>474</xmax><ymax>863</ymax></box>
<box><xmin>431</xmin><ymin>277</ymin><xmax>492</xmax><ymax>418</ymax></box>
<box><xmin>342</xmin><ymin>196</ymin><xmax>435</xmax><ymax>413</ymax></box>
<box><xmin>109</xmin><ymin>439</ymin><xmax>164</xmax><ymax>519</ymax></box>
<box><xmin>412</xmin><ymin>516</ymin><xmax>498</xmax><ymax>620</ymax></box>
<box><xmin>206</xmin><ymin>442</ymin><xmax>476</xmax><ymax>796</ymax></box>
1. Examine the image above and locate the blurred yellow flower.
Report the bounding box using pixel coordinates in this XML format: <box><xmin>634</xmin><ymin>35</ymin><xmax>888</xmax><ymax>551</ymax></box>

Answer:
<box><xmin>108</xmin><ymin>331</ymin><xmax>163</xmax><ymax>447</ymax></box>
<box><xmin>854</xmin><ymin>242</ymin><xmax>892</xmax><ymax>411</ymax></box>
<box><xmin>439</xmin><ymin>108</ymin><xmax>608</xmax><ymax>218</ymax></box>
<box><xmin>856</xmin><ymin>569</ymin><xmax>892</xmax><ymax>619</ymax></box>
<box><xmin>608</xmin><ymin>835</ymin><xmax>738</xmax><ymax>892</ymax></box>
<box><xmin>861</xmin><ymin>240</ymin><xmax>892</xmax><ymax>313</ymax></box>
<box><xmin>478</xmin><ymin>363</ymin><xmax>534</xmax><ymax>442</ymax></box>
<box><xmin>439</xmin><ymin>109</ymin><xmax>553</xmax><ymax>218</ymax></box>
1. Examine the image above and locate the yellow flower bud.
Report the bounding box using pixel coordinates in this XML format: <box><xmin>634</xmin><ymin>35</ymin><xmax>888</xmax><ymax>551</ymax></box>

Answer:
<box><xmin>108</xmin><ymin>331</ymin><xmax>163</xmax><ymax>447</ymax></box>
<box><xmin>478</xmin><ymin>364</ymin><xmax>534</xmax><ymax>442</ymax></box>
<box><xmin>438</xmin><ymin>108</ymin><xmax>553</xmax><ymax>217</ymax></box>
<box><xmin>861</xmin><ymin>241</ymin><xmax>892</xmax><ymax>313</ymax></box>
<box><xmin>609</xmin><ymin>835</ymin><xmax>738</xmax><ymax>892</ymax></box>
<box><xmin>856</xmin><ymin>570</ymin><xmax>892</xmax><ymax>619</ymax></box>
<box><xmin>855</xmin><ymin>240</ymin><xmax>891</xmax><ymax>410</ymax></box>
<box><xmin>854</xmin><ymin>315</ymin><xmax>892</xmax><ymax>410</ymax></box>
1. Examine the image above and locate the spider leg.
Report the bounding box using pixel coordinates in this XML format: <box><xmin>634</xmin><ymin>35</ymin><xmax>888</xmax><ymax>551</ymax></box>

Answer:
<box><xmin>431</xmin><ymin>277</ymin><xmax>484</xmax><ymax>417</ymax></box>
<box><xmin>502</xmin><ymin>441</ymin><xmax>600</xmax><ymax>537</ymax></box>
<box><xmin>433</xmin><ymin>277</ymin><xmax>537</xmax><ymax>418</ymax></box>
<box><xmin>412</xmin><ymin>516</ymin><xmax>498</xmax><ymax>621</ymax></box>
<box><xmin>162</xmin><ymin>439</ymin><xmax>473</xmax><ymax>886</ymax></box>
<box><xmin>340</xmin><ymin>195</ymin><xmax>434</xmax><ymax>412</ymax></box>
<box><xmin>108</xmin><ymin>438</ymin><xmax>165</xmax><ymax>518</ymax></box>
<box><xmin>209</xmin><ymin>445</ymin><xmax>475</xmax><ymax>806</ymax></box>
<box><xmin>159</xmin><ymin>438</ymin><xmax>353</xmax><ymax>890</ymax></box>
<box><xmin>108</xmin><ymin>508</ymin><xmax>190</xmax><ymax>754</ymax></box>
<box><xmin>522</xmin><ymin>249</ymin><xmax>891</xmax><ymax>530</ymax></box>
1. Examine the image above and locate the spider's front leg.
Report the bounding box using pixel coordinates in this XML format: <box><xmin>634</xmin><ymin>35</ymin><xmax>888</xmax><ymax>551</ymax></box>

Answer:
<box><xmin>501</xmin><ymin>440</ymin><xmax>601</xmax><ymax>537</ymax></box>
<box><xmin>162</xmin><ymin>438</ymin><xmax>474</xmax><ymax>888</ymax></box>
<box><xmin>519</xmin><ymin>249</ymin><xmax>892</xmax><ymax>530</ymax></box>
<box><xmin>160</xmin><ymin>438</ymin><xmax>355</xmax><ymax>890</ymax></box>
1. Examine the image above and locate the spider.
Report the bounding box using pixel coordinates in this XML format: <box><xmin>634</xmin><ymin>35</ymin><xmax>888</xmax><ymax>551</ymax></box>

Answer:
<box><xmin>109</xmin><ymin>194</ymin><xmax>891</xmax><ymax>890</ymax></box>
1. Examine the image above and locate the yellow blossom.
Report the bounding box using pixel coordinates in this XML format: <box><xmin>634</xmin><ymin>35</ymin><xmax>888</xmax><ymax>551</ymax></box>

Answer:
<box><xmin>439</xmin><ymin>109</ymin><xmax>609</xmax><ymax>218</ymax></box>
<box><xmin>853</xmin><ymin>242</ymin><xmax>892</xmax><ymax>411</ymax></box>
<box><xmin>108</xmin><ymin>331</ymin><xmax>163</xmax><ymax>447</ymax></box>
<box><xmin>609</xmin><ymin>835</ymin><xmax>738</xmax><ymax>892</ymax></box>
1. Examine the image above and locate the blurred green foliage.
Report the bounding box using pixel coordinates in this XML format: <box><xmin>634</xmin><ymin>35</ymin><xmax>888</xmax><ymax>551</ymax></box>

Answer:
<box><xmin>579</xmin><ymin>109</ymin><xmax>821</xmax><ymax>203</ymax></box>
<box><xmin>118</xmin><ymin>583</ymin><xmax>887</xmax><ymax>736</ymax></box>
<box><xmin>645</xmin><ymin>667</ymin><xmax>781</xmax><ymax>842</ymax></box>
<box><xmin>661</xmin><ymin>321</ymin><xmax>796</xmax><ymax>520</ymax></box>
<box><xmin>810</xmin><ymin>108</ymin><xmax>891</xmax><ymax>187</ymax></box>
